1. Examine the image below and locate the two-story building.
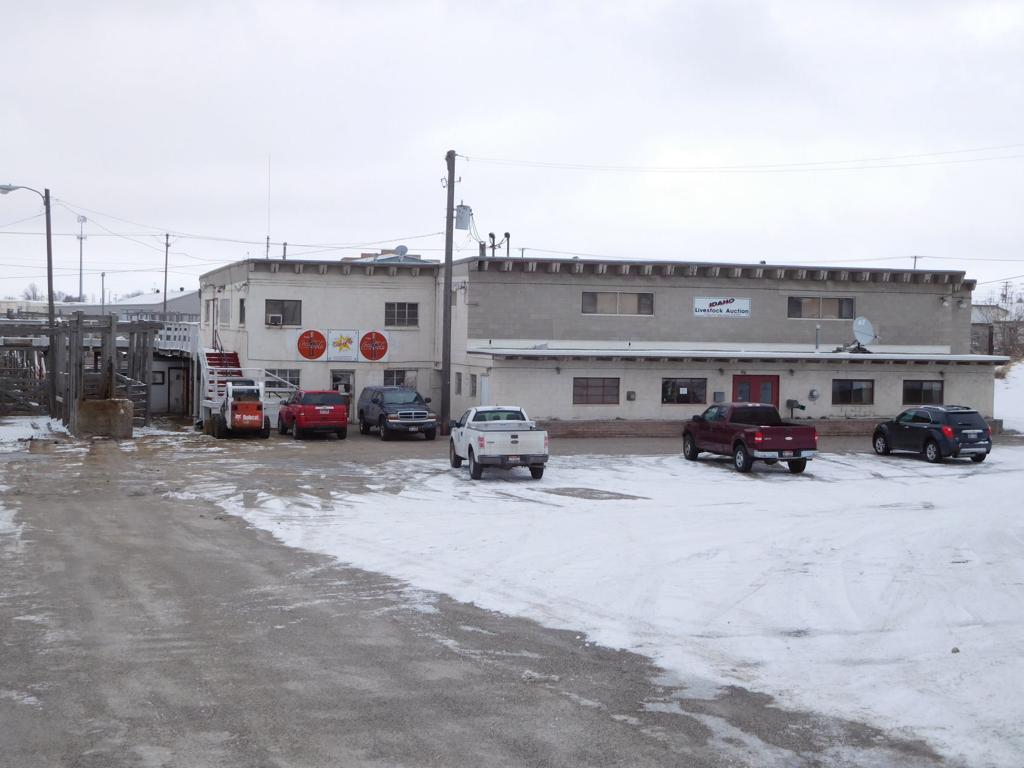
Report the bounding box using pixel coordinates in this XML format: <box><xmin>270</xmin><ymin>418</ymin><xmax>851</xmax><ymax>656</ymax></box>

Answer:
<box><xmin>199</xmin><ymin>253</ymin><xmax>1005</xmax><ymax>423</ymax></box>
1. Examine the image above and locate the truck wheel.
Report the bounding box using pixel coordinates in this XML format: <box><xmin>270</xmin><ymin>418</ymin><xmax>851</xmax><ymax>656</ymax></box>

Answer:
<box><xmin>379</xmin><ymin>418</ymin><xmax>391</xmax><ymax>441</ymax></box>
<box><xmin>971</xmin><ymin>453</ymin><xmax>987</xmax><ymax>463</ymax></box>
<box><xmin>292</xmin><ymin>423</ymin><xmax>303</xmax><ymax>440</ymax></box>
<box><xmin>530</xmin><ymin>465</ymin><xmax>544</xmax><ymax>480</ymax></box>
<box><xmin>424</xmin><ymin>428</ymin><xmax>437</xmax><ymax>441</ymax></box>
<box><xmin>278</xmin><ymin>416</ymin><xmax>288</xmax><ymax>435</ymax></box>
<box><xmin>873</xmin><ymin>432</ymin><xmax>890</xmax><ymax>455</ymax></box>
<box><xmin>359</xmin><ymin>416</ymin><xmax>370</xmax><ymax>435</ymax></box>
<box><xmin>787</xmin><ymin>459</ymin><xmax>807</xmax><ymax>474</ymax></box>
<box><xmin>468</xmin><ymin>450</ymin><xmax>483</xmax><ymax>480</ymax></box>
<box><xmin>733</xmin><ymin>444</ymin><xmax>753</xmax><ymax>473</ymax></box>
<box><xmin>259</xmin><ymin>418</ymin><xmax>271</xmax><ymax>439</ymax></box>
<box><xmin>682</xmin><ymin>433</ymin><xmax>699</xmax><ymax>461</ymax></box>
<box><xmin>923</xmin><ymin>439</ymin><xmax>942</xmax><ymax>463</ymax></box>
<box><xmin>449</xmin><ymin>441</ymin><xmax>463</xmax><ymax>468</ymax></box>
<box><xmin>336</xmin><ymin>428</ymin><xmax>347</xmax><ymax>440</ymax></box>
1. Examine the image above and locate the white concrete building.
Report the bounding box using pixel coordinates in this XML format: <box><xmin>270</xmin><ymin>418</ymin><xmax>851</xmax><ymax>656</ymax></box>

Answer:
<box><xmin>200</xmin><ymin>254</ymin><xmax>1006</xmax><ymax>424</ymax></box>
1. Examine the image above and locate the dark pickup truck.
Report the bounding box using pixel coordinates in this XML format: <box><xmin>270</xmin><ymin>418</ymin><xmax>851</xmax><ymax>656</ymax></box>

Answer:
<box><xmin>682</xmin><ymin>403</ymin><xmax>818</xmax><ymax>473</ymax></box>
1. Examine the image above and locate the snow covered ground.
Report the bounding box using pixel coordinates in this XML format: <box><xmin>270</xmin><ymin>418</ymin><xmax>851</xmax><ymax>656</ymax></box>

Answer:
<box><xmin>0</xmin><ymin>416</ymin><xmax>67</xmax><ymax>453</ymax></box>
<box><xmin>995</xmin><ymin>361</ymin><xmax>1024</xmax><ymax>433</ymax></box>
<box><xmin>189</xmin><ymin>449</ymin><xmax>1024</xmax><ymax>767</ymax></box>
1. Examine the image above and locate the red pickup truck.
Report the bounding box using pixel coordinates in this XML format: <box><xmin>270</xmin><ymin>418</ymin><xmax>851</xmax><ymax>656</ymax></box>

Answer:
<box><xmin>277</xmin><ymin>390</ymin><xmax>349</xmax><ymax>440</ymax></box>
<box><xmin>682</xmin><ymin>403</ymin><xmax>818</xmax><ymax>473</ymax></box>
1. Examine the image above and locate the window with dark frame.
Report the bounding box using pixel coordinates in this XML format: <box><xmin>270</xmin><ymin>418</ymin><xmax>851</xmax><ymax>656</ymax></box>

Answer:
<box><xmin>238</xmin><ymin>298</ymin><xmax>246</xmax><ymax>326</ymax></box>
<box><xmin>661</xmin><ymin>378</ymin><xmax>707</xmax><ymax>404</ymax></box>
<box><xmin>581</xmin><ymin>291</ymin><xmax>654</xmax><ymax>316</ymax></box>
<box><xmin>384</xmin><ymin>369</ymin><xmax>413</xmax><ymax>387</ymax></box>
<box><xmin>385</xmin><ymin>302</ymin><xmax>419</xmax><ymax>327</ymax></box>
<box><xmin>831</xmin><ymin>379</ymin><xmax>875</xmax><ymax>405</ymax></box>
<box><xmin>573</xmin><ymin>377</ymin><xmax>620</xmax><ymax>405</ymax></box>
<box><xmin>787</xmin><ymin>296</ymin><xmax>855</xmax><ymax>319</ymax></box>
<box><xmin>265</xmin><ymin>299</ymin><xmax>301</xmax><ymax>326</ymax></box>
<box><xmin>455</xmin><ymin>372</ymin><xmax>462</xmax><ymax>395</ymax></box>
<box><xmin>150</xmin><ymin>371</ymin><xmax>165</xmax><ymax>386</ymax></box>
<box><xmin>903</xmin><ymin>380</ymin><xmax>944</xmax><ymax>405</ymax></box>
<box><xmin>470</xmin><ymin>374</ymin><xmax>477</xmax><ymax>397</ymax></box>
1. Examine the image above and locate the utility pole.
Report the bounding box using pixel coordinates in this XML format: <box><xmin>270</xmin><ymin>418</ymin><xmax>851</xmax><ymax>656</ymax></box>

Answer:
<box><xmin>441</xmin><ymin>149</ymin><xmax>456</xmax><ymax>435</ymax></box>
<box><xmin>912</xmin><ymin>254</ymin><xmax>920</xmax><ymax>269</ymax></box>
<box><xmin>265</xmin><ymin>235</ymin><xmax>270</xmax><ymax>259</ymax></box>
<box><xmin>282</xmin><ymin>242</ymin><xmax>287</xmax><ymax>260</ymax></box>
<box><xmin>101</xmin><ymin>272</ymin><xmax>106</xmax><ymax>313</ymax></box>
<box><xmin>77</xmin><ymin>215</ymin><xmax>87</xmax><ymax>301</ymax></box>
<box><xmin>162</xmin><ymin>234</ymin><xmax>170</xmax><ymax>316</ymax></box>
<box><xmin>43</xmin><ymin>189</ymin><xmax>56</xmax><ymax>416</ymax></box>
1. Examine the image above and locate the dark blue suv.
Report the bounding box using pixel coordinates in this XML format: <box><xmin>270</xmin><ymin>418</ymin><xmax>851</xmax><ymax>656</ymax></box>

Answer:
<box><xmin>872</xmin><ymin>405</ymin><xmax>992</xmax><ymax>463</ymax></box>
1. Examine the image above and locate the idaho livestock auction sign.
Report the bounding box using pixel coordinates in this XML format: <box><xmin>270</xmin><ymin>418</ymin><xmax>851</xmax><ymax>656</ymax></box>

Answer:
<box><xmin>693</xmin><ymin>296</ymin><xmax>751</xmax><ymax>318</ymax></box>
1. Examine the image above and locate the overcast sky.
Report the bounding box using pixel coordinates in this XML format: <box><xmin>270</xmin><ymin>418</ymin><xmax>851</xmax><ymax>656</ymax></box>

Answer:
<box><xmin>2</xmin><ymin>1</ymin><xmax>1022</xmax><ymax>303</ymax></box>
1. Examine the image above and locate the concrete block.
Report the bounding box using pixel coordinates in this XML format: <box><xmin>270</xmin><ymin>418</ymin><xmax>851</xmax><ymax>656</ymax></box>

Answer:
<box><xmin>74</xmin><ymin>399</ymin><xmax>134</xmax><ymax>439</ymax></box>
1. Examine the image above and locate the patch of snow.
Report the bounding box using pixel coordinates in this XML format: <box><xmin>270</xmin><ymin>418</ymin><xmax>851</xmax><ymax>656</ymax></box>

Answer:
<box><xmin>204</xmin><ymin>451</ymin><xmax>1024</xmax><ymax>766</ymax></box>
<box><xmin>995</xmin><ymin>360</ymin><xmax>1024</xmax><ymax>432</ymax></box>
<box><xmin>0</xmin><ymin>416</ymin><xmax>68</xmax><ymax>452</ymax></box>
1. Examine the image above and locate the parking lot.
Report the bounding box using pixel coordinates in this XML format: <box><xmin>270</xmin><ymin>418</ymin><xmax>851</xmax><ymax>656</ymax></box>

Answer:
<box><xmin>2</xmin><ymin>418</ymin><xmax>1022</xmax><ymax>767</ymax></box>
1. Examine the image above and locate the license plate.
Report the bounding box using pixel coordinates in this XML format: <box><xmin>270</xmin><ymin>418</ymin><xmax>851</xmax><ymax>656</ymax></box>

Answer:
<box><xmin>781</xmin><ymin>450</ymin><xmax>794</xmax><ymax>458</ymax></box>
<box><xmin>317</xmin><ymin>407</ymin><xmax>331</xmax><ymax>414</ymax></box>
<box><xmin>507</xmin><ymin>455</ymin><xmax>520</xmax><ymax>462</ymax></box>
<box><xmin>407</xmin><ymin>426</ymin><xmax>419</xmax><ymax>432</ymax></box>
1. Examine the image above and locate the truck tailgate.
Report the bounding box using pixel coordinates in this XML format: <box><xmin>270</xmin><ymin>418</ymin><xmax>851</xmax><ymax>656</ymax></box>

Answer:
<box><xmin>474</xmin><ymin>426</ymin><xmax>547</xmax><ymax>456</ymax></box>
<box><xmin>758</xmin><ymin>426</ymin><xmax>817</xmax><ymax>451</ymax></box>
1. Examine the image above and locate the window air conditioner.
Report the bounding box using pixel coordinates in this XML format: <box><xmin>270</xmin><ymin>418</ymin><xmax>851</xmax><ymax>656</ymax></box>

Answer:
<box><xmin>267</xmin><ymin>314</ymin><xmax>283</xmax><ymax>326</ymax></box>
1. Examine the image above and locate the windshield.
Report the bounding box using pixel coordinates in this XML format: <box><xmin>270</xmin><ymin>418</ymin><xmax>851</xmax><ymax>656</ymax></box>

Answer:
<box><xmin>731</xmin><ymin>406</ymin><xmax>782</xmax><ymax>426</ymax></box>
<box><xmin>301</xmin><ymin>392</ymin><xmax>346</xmax><ymax>406</ymax></box>
<box><xmin>947</xmin><ymin>412</ymin><xmax>987</xmax><ymax>429</ymax></box>
<box><xmin>472</xmin><ymin>409</ymin><xmax>527</xmax><ymax>422</ymax></box>
<box><xmin>382</xmin><ymin>390</ymin><xmax>424</xmax><ymax>405</ymax></box>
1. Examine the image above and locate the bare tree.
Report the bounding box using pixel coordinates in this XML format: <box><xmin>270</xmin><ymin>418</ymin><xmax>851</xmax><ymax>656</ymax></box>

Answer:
<box><xmin>21</xmin><ymin>283</ymin><xmax>41</xmax><ymax>301</ymax></box>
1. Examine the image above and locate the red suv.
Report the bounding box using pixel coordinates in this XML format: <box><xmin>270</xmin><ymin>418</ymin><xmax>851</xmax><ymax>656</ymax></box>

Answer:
<box><xmin>278</xmin><ymin>391</ymin><xmax>349</xmax><ymax>440</ymax></box>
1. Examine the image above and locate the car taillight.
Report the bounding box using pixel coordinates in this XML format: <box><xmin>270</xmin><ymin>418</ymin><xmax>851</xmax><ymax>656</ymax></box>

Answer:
<box><xmin>544</xmin><ymin>434</ymin><xmax>549</xmax><ymax>451</ymax></box>
<box><xmin>477</xmin><ymin>435</ymin><xmax>485</xmax><ymax>449</ymax></box>
<box><xmin>985</xmin><ymin>427</ymin><xmax>991</xmax><ymax>439</ymax></box>
<box><xmin>753</xmin><ymin>431</ymin><xmax>764</xmax><ymax>444</ymax></box>
<box><xmin>941</xmin><ymin>425</ymin><xmax>954</xmax><ymax>439</ymax></box>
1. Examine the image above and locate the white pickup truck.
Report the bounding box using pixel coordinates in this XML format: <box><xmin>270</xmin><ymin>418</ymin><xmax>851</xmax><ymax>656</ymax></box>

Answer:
<box><xmin>449</xmin><ymin>406</ymin><xmax>549</xmax><ymax>480</ymax></box>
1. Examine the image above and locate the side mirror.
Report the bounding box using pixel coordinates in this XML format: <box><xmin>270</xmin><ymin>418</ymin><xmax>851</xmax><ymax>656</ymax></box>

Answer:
<box><xmin>424</xmin><ymin>397</ymin><xmax>432</xmax><ymax>404</ymax></box>
<box><xmin>692</xmin><ymin>414</ymin><xmax>704</xmax><ymax>422</ymax></box>
<box><xmin>448</xmin><ymin>420</ymin><xmax>459</xmax><ymax>430</ymax></box>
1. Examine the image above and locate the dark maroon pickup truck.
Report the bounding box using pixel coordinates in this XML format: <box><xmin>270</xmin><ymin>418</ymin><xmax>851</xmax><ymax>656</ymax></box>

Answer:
<box><xmin>682</xmin><ymin>403</ymin><xmax>818</xmax><ymax>473</ymax></box>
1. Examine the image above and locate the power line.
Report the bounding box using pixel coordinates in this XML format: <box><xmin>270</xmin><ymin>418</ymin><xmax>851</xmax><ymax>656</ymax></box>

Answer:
<box><xmin>462</xmin><ymin>143</ymin><xmax>1024</xmax><ymax>174</ymax></box>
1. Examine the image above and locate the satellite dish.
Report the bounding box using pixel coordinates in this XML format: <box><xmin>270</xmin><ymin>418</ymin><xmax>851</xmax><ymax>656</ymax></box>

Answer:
<box><xmin>852</xmin><ymin>316</ymin><xmax>876</xmax><ymax>346</ymax></box>
<box><xmin>394</xmin><ymin>245</ymin><xmax>408</xmax><ymax>256</ymax></box>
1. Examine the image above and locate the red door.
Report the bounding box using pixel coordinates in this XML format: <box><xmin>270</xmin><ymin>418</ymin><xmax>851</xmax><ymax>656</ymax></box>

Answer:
<box><xmin>732</xmin><ymin>375</ymin><xmax>780</xmax><ymax>407</ymax></box>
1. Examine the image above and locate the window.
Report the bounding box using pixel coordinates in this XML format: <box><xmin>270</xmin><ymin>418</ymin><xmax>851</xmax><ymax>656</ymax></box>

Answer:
<box><xmin>455</xmin><ymin>372</ymin><xmax>462</xmax><ymax>395</ymax></box>
<box><xmin>470</xmin><ymin>374</ymin><xmax>478</xmax><ymax>397</ymax></box>
<box><xmin>219</xmin><ymin>298</ymin><xmax>231</xmax><ymax>326</ymax></box>
<box><xmin>330</xmin><ymin>370</ymin><xmax>353</xmax><ymax>399</ymax></box>
<box><xmin>203</xmin><ymin>299</ymin><xmax>214</xmax><ymax>325</ymax></box>
<box><xmin>832</xmin><ymin>379</ymin><xmax>875</xmax><ymax>405</ymax></box>
<box><xmin>150</xmin><ymin>370</ymin><xmax>165</xmax><ymax>386</ymax></box>
<box><xmin>265</xmin><ymin>299</ymin><xmax>301</xmax><ymax>326</ymax></box>
<box><xmin>384</xmin><ymin>369</ymin><xmax>416</xmax><ymax>387</ymax></box>
<box><xmin>238</xmin><ymin>298</ymin><xmax>246</xmax><ymax>326</ymax></box>
<box><xmin>266</xmin><ymin>369</ymin><xmax>300</xmax><ymax>387</ymax></box>
<box><xmin>385</xmin><ymin>302</ymin><xmax>418</xmax><ymax>327</ymax></box>
<box><xmin>582</xmin><ymin>291</ymin><xmax>654</xmax><ymax>315</ymax></box>
<box><xmin>788</xmin><ymin>296</ymin><xmax>854</xmax><ymax>319</ymax></box>
<box><xmin>903</xmin><ymin>380</ymin><xmax>943</xmax><ymax>405</ymax></box>
<box><xmin>573</xmin><ymin>377</ymin><xmax>620</xmax><ymax>405</ymax></box>
<box><xmin>661</xmin><ymin>378</ymin><xmax>707</xmax><ymax>404</ymax></box>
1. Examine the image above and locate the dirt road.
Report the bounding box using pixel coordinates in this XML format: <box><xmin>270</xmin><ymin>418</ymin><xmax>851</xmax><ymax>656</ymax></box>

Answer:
<box><xmin>0</xmin><ymin>426</ymin><xmax>951</xmax><ymax>767</ymax></box>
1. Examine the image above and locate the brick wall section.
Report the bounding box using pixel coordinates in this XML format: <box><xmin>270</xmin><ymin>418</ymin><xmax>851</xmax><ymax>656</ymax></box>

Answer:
<box><xmin>538</xmin><ymin>418</ymin><xmax>1004</xmax><ymax>438</ymax></box>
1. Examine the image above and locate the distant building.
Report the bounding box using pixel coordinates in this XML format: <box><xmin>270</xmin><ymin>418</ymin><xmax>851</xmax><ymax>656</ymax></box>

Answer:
<box><xmin>200</xmin><ymin>254</ymin><xmax>1007</xmax><ymax>421</ymax></box>
<box><xmin>0</xmin><ymin>290</ymin><xmax>199</xmax><ymax>322</ymax></box>
<box><xmin>971</xmin><ymin>304</ymin><xmax>1017</xmax><ymax>355</ymax></box>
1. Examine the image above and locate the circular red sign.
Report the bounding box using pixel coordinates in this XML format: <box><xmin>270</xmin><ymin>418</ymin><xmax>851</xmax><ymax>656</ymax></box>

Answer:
<box><xmin>359</xmin><ymin>331</ymin><xmax>388</xmax><ymax>361</ymax></box>
<box><xmin>297</xmin><ymin>330</ymin><xmax>327</xmax><ymax>360</ymax></box>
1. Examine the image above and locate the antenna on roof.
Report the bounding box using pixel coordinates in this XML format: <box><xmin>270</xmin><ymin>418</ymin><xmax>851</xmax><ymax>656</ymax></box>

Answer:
<box><xmin>394</xmin><ymin>245</ymin><xmax>408</xmax><ymax>256</ymax></box>
<box><xmin>847</xmin><ymin>316</ymin><xmax>876</xmax><ymax>353</ymax></box>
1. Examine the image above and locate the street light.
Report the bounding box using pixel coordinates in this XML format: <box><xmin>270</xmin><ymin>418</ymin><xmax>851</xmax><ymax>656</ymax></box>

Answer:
<box><xmin>0</xmin><ymin>183</ymin><xmax>57</xmax><ymax>414</ymax></box>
